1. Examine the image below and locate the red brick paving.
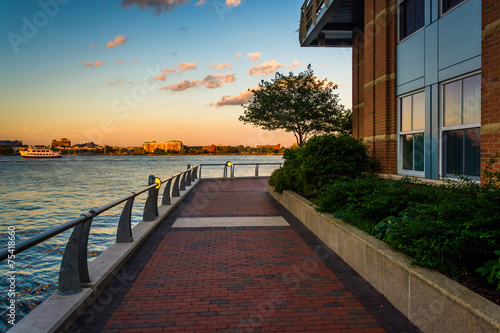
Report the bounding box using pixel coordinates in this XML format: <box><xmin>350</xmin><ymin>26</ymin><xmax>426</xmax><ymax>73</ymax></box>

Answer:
<box><xmin>73</xmin><ymin>179</ymin><xmax>418</xmax><ymax>332</ymax></box>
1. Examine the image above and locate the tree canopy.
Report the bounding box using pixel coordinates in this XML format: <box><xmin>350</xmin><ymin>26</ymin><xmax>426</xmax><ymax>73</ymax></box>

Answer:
<box><xmin>239</xmin><ymin>65</ymin><xmax>351</xmax><ymax>145</ymax></box>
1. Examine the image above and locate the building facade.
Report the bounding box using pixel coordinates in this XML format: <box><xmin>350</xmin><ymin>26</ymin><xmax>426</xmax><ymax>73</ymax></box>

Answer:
<box><xmin>51</xmin><ymin>138</ymin><xmax>71</xmax><ymax>147</ymax></box>
<box><xmin>142</xmin><ymin>140</ymin><xmax>183</xmax><ymax>153</ymax></box>
<box><xmin>300</xmin><ymin>0</ymin><xmax>500</xmax><ymax>181</ymax></box>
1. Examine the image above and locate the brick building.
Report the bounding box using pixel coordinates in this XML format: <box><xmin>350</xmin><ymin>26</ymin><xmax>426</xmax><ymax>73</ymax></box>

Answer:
<box><xmin>51</xmin><ymin>138</ymin><xmax>71</xmax><ymax>147</ymax></box>
<box><xmin>300</xmin><ymin>0</ymin><xmax>500</xmax><ymax>181</ymax></box>
<box><xmin>143</xmin><ymin>140</ymin><xmax>183</xmax><ymax>153</ymax></box>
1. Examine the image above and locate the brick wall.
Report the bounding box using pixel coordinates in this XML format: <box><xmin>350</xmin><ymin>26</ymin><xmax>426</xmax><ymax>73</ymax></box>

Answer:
<box><xmin>353</xmin><ymin>0</ymin><xmax>398</xmax><ymax>174</ymax></box>
<box><xmin>481</xmin><ymin>0</ymin><xmax>500</xmax><ymax>178</ymax></box>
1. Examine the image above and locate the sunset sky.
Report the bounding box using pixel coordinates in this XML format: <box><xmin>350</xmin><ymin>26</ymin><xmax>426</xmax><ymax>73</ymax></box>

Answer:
<box><xmin>0</xmin><ymin>0</ymin><xmax>353</xmax><ymax>147</ymax></box>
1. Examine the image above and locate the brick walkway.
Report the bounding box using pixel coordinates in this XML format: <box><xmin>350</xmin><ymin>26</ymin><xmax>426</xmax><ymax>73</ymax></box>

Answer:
<box><xmin>71</xmin><ymin>179</ymin><xmax>421</xmax><ymax>333</ymax></box>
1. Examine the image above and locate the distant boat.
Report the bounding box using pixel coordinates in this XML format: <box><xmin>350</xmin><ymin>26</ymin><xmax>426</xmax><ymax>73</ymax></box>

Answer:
<box><xmin>20</xmin><ymin>147</ymin><xmax>62</xmax><ymax>158</ymax></box>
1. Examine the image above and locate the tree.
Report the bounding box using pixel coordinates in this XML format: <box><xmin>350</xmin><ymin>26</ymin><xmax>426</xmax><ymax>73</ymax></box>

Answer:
<box><xmin>239</xmin><ymin>65</ymin><xmax>351</xmax><ymax>146</ymax></box>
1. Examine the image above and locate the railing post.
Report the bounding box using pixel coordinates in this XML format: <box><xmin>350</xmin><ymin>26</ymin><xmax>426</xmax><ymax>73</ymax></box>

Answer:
<box><xmin>143</xmin><ymin>175</ymin><xmax>159</xmax><ymax>222</ymax></box>
<box><xmin>162</xmin><ymin>178</ymin><xmax>173</xmax><ymax>205</ymax></box>
<box><xmin>172</xmin><ymin>174</ymin><xmax>181</xmax><ymax>197</ymax></box>
<box><xmin>180</xmin><ymin>172</ymin><xmax>186</xmax><ymax>191</ymax></box>
<box><xmin>185</xmin><ymin>169</ymin><xmax>191</xmax><ymax>186</ymax></box>
<box><xmin>255</xmin><ymin>164</ymin><xmax>259</xmax><ymax>177</ymax></box>
<box><xmin>198</xmin><ymin>165</ymin><xmax>202</xmax><ymax>179</ymax></box>
<box><xmin>192</xmin><ymin>166</ymin><xmax>198</xmax><ymax>181</ymax></box>
<box><xmin>117</xmin><ymin>196</ymin><xmax>134</xmax><ymax>243</ymax></box>
<box><xmin>58</xmin><ymin>214</ymin><xmax>93</xmax><ymax>295</ymax></box>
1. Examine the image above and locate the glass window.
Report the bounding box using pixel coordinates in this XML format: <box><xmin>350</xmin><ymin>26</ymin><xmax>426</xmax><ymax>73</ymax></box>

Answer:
<box><xmin>441</xmin><ymin>74</ymin><xmax>481</xmax><ymax>179</ymax></box>
<box><xmin>442</xmin><ymin>0</ymin><xmax>465</xmax><ymax>14</ymax></box>
<box><xmin>399</xmin><ymin>91</ymin><xmax>425</xmax><ymax>174</ymax></box>
<box><xmin>399</xmin><ymin>0</ymin><xmax>425</xmax><ymax>40</ymax></box>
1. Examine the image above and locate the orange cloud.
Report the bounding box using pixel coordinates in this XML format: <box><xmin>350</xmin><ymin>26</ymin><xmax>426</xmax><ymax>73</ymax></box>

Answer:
<box><xmin>225</xmin><ymin>0</ymin><xmax>242</xmax><ymax>7</ymax></box>
<box><xmin>81</xmin><ymin>60</ymin><xmax>103</xmax><ymax>69</ymax></box>
<box><xmin>210</xmin><ymin>88</ymin><xmax>257</xmax><ymax>107</ymax></box>
<box><xmin>288</xmin><ymin>59</ymin><xmax>305</xmax><ymax>69</ymax></box>
<box><xmin>89</xmin><ymin>44</ymin><xmax>100</xmax><ymax>48</ymax></box>
<box><xmin>116</xmin><ymin>59</ymin><xmax>124</xmax><ymax>64</ymax></box>
<box><xmin>195</xmin><ymin>0</ymin><xmax>206</xmax><ymax>5</ymax></box>
<box><xmin>246</xmin><ymin>52</ymin><xmax>261</xmax><ymax>62</ymax></box>
<box><xmin>108</xmin><ymin>74</ymin><xmax>132</xmax><ymax>86</ymax></box>
<box><xmin>234</xmin><ymin>52</ymin><xmax>242</xmax><ymax>60</ymax></box>
<box><xmin>154</xmin><ymin>68</ymin><xmax>176</xmax><ymax>81</ymax></box>
<box><xmin>248</xmin><ymin>60</ymin><xmax>284</xmax><ymax>76</ymax></box>
<box><xmin>121</xmin><ymin>0</ymin><xmax>189</xmax><ymax>15</ymax></box>
<box><xmin>105</xmin><ymin>35</ymin><xmax>129</xmax><ymax>48</ymax></box>
<box><xmin>160</xmin><ymin>73</ymin><xmax>236</xmax><ymax>92</ymax></box>
<box><xmin>177</xmin><ymin>62</ymin><xmax>197</xmax><ymax>72</ymax></box>
<box><xmin>130</xmin><ymin>60</ymin><xmax>140</xmax><ymax>64</ymax></box>
<box><xmin>94</xmin><ymin>60</ymin><xmax>103</xmax><ymax>67</ymax></box>
<box><xmin>209</xmin><ymin>62</ymin><xmax>233</xmax><ymax>70</ymax></box>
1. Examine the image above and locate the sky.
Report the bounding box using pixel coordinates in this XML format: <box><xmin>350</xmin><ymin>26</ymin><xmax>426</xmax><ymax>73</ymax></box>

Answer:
<box><xmin>0</xmin><ymin>0</ymin><xmax>353</xmax><ymax>148</ymax></box>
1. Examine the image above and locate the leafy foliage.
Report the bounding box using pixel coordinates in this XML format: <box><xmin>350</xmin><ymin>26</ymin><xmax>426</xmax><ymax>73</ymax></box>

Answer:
<box><xmin>477</xmin><ymin>251</ymin><xmax>500</xmax><ymax>291</ymax></box>
<box><xmin>239</xmin><ymin>65</ymin><xmax>351</xmax><ymax>145</ymax></box>
<box><xmin>268</xmin><ymin>134</ymin><xmax>372</xmax><ymax>195</ymax></box>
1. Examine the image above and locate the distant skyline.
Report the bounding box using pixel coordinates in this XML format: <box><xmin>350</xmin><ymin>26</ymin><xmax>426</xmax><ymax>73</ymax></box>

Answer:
<box><xmin>0</xmin><ymin>0</ymin><xmax>353</xmax><ymax>147</ymax></box>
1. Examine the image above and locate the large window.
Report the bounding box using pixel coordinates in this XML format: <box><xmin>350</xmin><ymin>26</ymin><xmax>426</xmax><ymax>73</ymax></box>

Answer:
<box><xmin>399</xmin><ymin>0</ymin><xmax>425</xmax><ymax>41</ymax></box>
<box><xmin>399</xmin><ymin>91</ymin><xmax>425</xmax><ymax>174</ymax></box>
<box><xmin>441</xmin><ymin>74</ymin><xmax>481</xmax><ymax>178</ymax></box>
<box><xmin>442</xmin><ymin>0</ymin><xmax>465</xmax><ymax>14</ymax></box>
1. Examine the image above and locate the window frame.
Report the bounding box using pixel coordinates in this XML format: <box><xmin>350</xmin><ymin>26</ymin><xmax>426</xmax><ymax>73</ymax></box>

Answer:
<box><xmin>439</xmin><ymin>71</ymin><xmax>481</xmax><ymax>180</ymax></box>
<box><xmin>398</xmin><ymin>89</ymin><xmax>426</xmax><ymax>177</ymax></box>
<box><xmin>398</xmin><ymin>0</ymin><xmax>426</xmax><ymax>43</ymax></box>
<box><xmin>440</xmin><ymin>0</ymin><xmax>467</xmax><ymax>17</ymax></box>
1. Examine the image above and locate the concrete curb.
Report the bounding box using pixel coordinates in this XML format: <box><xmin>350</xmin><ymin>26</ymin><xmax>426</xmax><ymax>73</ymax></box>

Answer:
<box><xmin>9</xmin><ymin>180</ymin><xmax>199</xmax><ymax>333</ymax></box>
<box><xmin>267</xmin><ymin>183</ymin><xmax>500</xmax><ymax>333</ymax></box>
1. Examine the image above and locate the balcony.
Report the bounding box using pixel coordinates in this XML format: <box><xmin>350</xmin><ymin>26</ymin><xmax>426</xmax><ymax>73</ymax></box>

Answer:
<box><xmin>299</xmin><ymin>0</ymin><xmax>364</xmax><ymax>47</ymax></box>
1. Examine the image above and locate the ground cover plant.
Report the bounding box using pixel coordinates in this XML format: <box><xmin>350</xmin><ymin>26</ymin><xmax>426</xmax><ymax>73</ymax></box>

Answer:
<box><xmin>269</xmin><ymin>138</ymin><xmax>500</xmax><ymax>303</ymax></box>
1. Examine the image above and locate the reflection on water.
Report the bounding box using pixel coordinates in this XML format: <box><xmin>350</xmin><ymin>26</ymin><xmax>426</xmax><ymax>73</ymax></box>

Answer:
<box><xmin>0</xmin><ymin>155</ymin><xmax>282</xmax><ymax>330</ymax></box>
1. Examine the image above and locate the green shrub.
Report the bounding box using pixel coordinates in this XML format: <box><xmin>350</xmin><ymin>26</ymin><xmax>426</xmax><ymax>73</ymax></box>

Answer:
<box><xmin>477</xmin><ymin>251</ymin><xmax>500</xmax><ymax>291</ymax></box>
<box><xmin>268</xmin><ymin>134</ymin><xmax>372</xmax><ymax>195</ymax></box>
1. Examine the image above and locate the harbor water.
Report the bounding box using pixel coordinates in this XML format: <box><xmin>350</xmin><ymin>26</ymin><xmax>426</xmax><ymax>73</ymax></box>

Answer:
<box><xmin>0</xmin><ymin>154</ymin><xmax>283</xmax><ymax>330</ymax></box>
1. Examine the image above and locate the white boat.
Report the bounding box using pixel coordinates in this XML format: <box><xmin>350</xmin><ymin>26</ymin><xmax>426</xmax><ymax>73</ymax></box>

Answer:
<box><xmin>20</xmin><ymin>147</ymin><xmax>62</xmax><ymax>158</ymax></box>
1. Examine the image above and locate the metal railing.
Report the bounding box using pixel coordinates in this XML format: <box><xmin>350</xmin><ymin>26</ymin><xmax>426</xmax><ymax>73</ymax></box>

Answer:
<box><xmin>0</xmin><ymin>165</ymin><xmax>199</xmax><ymax>295</ymax></box>
<box><xmin>198</xmin><ymin>161</ymin><xmax>282</xmax><ymax>178</ymax></box>
<box><xmin>299</xmin><ymin>0</ymin><xmax>330</xmax><ymax>43</ymax></box>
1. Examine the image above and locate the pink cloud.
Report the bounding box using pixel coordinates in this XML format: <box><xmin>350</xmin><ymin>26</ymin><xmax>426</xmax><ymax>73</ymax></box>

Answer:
<box><xmin>248</xmin><ymin>60</ymin><xmax>284</xmax><ymax>76</ymax></box>
<box><xmin>154</xmin><ymin>68</ymin><xmax>176</xmax><ymax>81</ymax></box>
<box><xmin>234</xmin><ymin>52</ymin><xmax>242</xmax><ymax>60</ymax></box>
<box><xmin>116</xmin><ymin>59</ymin><xmax>124</xmax><ymax>64</ymax></box>
<box><xmin>195</xmin><ymin>0</ymin><xmax>206</xmax><ymax>5</ymax></box>
<box><xmin>246</xmin><ymin>52</ymin><xmax>261</xmax><ymax>62</ymax></box>
<box><xmin>105</xmin><ymin>35</ymin><xmax>129</xmax><ymax>48</ymax></box>
<box><xmin>288</xmin><ymin>59</ymin><xmax>305</xmax><ymax>69</ymax></box>
<box><xmin>160</xmin><ymin>73</ymin><xmax>236</xmax><ymax>92</ymax></box>
<box><xmin>225</xmin><ymin>0</ymin><xmax>242</xmax><ymax>7</ymax></box>
<box><xmin>130</xmin><ymin>60</ymin><xmax>140</xmax><ymax>64</ymax></box>
<box><xmin>121</xmin><ymin>0</ymin><xmax>188</xmax><ymax>15</ymax></box>
<box><xmin>177</xmin><ymin>62</ymin><xmax>197</xmax><ymax>72</ymax></box>
<box><xmin>108</xmin><ymin>74</ymin><xmax>132</xmax><ymax>86</ymax></box>
<box><xmin>94</xmin><ymin>60</ymin><xmax>103</xmax><ymax>67</ymax></box>
<box><xmin>209</xmin><ymin>62</ymin><xmax>233</xmax><ymax>70</ymax></box>
<box><xmin>89</xmin><ymin>44</ymin><xmax>100</xmax><ymax>48</ymax></box>
<box><xmin>209</xmin><ymin>88</ymin><xmax>256</xmax><ymax>107</ymax></box>
<box><xmin>84</xmin><ymin>61</ymin><xmax>94</xmax><ymax>68</ymax></box>
<box><xmin>81</xmin><ymin>60</ymin><xmax>103</xmax><ymax>69</ymax></box>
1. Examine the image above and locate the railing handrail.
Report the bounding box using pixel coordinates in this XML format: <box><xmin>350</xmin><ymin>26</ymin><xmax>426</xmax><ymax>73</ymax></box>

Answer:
<box><xmin>199</xmin><ymin>162</ymin><xmax>282</xmax><ymax>178</ymax></box>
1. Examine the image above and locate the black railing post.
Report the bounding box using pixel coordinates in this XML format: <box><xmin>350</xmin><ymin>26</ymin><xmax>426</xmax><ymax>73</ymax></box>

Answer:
<box><xmin>172</xmin><ymin>174</ymin><xmax>181</xmax><ymax>197</ymax></box>
<box><xmin>117</xmin><ymin>196</ymin><xmax>134</xmax><ymax>243</ymax></box>
<box><xmin>143</xmin><ymin>175</ymin><xmax>159</xmax><ymax>221</ymax></box>
<box><xmin>162</xmin><ymin>178</ymin><xmax>173</xmax><ymax>205</ymax></box>
<box><xmin>180</xmin><ymin>172</ymin><xmax>186</xmax><ymax>191</ymax></box>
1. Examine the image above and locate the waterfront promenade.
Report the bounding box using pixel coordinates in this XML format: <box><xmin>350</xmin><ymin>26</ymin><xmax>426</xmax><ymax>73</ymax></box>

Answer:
<box><xmin>69</xmin><ymin>178</ymin><xmax>420</xmax><ymax>332</ymax></box>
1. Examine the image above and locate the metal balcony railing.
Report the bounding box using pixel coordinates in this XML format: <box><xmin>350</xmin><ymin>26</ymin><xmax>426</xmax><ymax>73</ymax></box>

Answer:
<box><xmin>299</xmin><ymin>0</ymin><xmax>329</xmax><ymax>43</ymax></box>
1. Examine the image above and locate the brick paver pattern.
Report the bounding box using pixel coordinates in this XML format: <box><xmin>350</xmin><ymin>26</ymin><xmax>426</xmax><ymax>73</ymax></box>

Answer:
<box><xmin>97</xmin><ymin>179</ymin><xmax>415</xmax><ymax>332</ymax></box>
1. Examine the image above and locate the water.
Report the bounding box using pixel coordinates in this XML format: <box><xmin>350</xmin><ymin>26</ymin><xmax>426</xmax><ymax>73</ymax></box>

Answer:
<box><xmin>0</xmin><ymin>154</ymin><xmax>282</xmax><ymax>330</ymax></box>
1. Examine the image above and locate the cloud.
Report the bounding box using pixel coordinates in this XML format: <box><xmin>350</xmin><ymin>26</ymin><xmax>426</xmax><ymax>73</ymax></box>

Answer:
<box><xmin>179</xmin><ymin>27</ymin><xmax>189</xmax><ymax>31</ymax></box>
<box><xmin>121</xmin><ymin>0</ymin><xmax>188</xmax><ymax>15</ymax></box>
<box><xmin>246</xmin><ymin>52</ymin><xmax>261</xmax><ymax>62</ymax></box>
<box><xmin>108</xmin><ymin>74</ymin><xmax>132</xmax><ymax>86</ymax></box>
<box><xmin>209</xmin><ymin>62</ymin><xmax>233</xmax><ymax>70</ymax></box>
<box><xmin>105</xmin><ymin>35</ymin><xmax>129</xmax><ymax>48</ymax></box>
<box><xmin>225</xmin><ymin>0</ymin><xmax>242</xmax><ymax>7</ymax></box>
<box><xmin>177</xmin><ymin>61</ymin><xmax>197</xmax><ymax>72</ymax></box>
<box><xmin>234</xmin><ymin>52</ymin><xmax>242</xmax><ymax>60</ymax></box>
<box><xmin>248</xmin><ymin>60</ymin><xmax>284</xmax><ymax>76</ymax></box>
<box><xmin>288</xmin><ymin>59</ymin><xmax>305</xmax><ymax>69</ymax></box>
<box><xmin>209</xmin><ymin>87</ymin><xmax>257</xmax><ymax>107</ymax></box>
<box><xmin>116</xmin><ymin>59</ymin><xmax>124</xmax><ymax>64</ymax></box>
<box><xmin>81</xmin><ymin>60</ymin><xmax>103</xmax><ymax>69</ymax></box>
<box><xmin>130</xmin><ymin>60</ymin><xmax>140</xmax><ymax>64</ymax></box>
<box><xmin>154</xmin><ymin>68</ymin><xmax>176</xmax><ymax>81</ymax></box>
<box><xmin>160</xmin><ymin>73</ymin><xmax>236</xmax><ymax>91</ymax></box>
<box><xmin>89</xmin><ymin>44</ymin><xmax>100</xmax><ymax>48</ymax></box>
<box><xmin>194</xmin><ymin>0</ymin><xmax>206</xmax><ymax>5</ymax></box>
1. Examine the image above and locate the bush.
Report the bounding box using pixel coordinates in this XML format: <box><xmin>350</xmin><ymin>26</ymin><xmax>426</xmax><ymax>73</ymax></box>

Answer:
<box><xmin>315</xmin><ymin>175</ymin><xmax>500</xmax><ymax>277</ymax></box>
<box><xmin>268</xmin><ymin>134</ymin><xmax>372</xmax><ymax>195</ymax></box>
